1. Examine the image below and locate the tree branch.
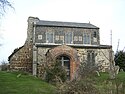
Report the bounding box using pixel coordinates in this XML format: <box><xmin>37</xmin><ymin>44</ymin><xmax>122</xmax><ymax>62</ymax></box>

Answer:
<box><xmin>0</xmin><ymin>0</ymin><xmax>14</xmax><ymax>16</ymax></box>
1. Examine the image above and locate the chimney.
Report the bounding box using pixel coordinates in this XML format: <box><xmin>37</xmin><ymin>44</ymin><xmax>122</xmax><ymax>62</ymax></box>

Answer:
<box><xmin>25</xmin><ymin>16</ymin><xmax>39</xmax><ymax>43</ymax></box>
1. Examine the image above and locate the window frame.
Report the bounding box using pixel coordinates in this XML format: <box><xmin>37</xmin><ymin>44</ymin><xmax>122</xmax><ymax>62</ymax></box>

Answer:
<box><xmin>46</xmin><ymin>31</ymin><xmax>54</xmax><ymax>43</ymax></box>
<box><xmin>83</xmin><ymin>32</ymin><xmax>91</xmax><ymax>44</ymax></box>
<box><xmin>38</xmin><ymin>35</ymin><xmax>43</xmax><ymax>40</ymax></box>
<box><xmin>65</xmin><ymin>32</ymin><xmax>72</xmax><ymax>44</ymax></box>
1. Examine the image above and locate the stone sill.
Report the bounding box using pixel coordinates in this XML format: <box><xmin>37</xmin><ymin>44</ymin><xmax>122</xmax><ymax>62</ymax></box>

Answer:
<box><xmin>35</xmin><ymin>43</ymin><xmax>111</xmax><ymax>49</ymax></box>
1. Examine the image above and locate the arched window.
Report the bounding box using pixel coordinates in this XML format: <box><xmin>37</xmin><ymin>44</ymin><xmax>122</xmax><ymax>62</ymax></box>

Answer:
<box><xmin>57</xmin><ymin>55</ymin><xmax>70</xmax><ymax>80</ymax></box>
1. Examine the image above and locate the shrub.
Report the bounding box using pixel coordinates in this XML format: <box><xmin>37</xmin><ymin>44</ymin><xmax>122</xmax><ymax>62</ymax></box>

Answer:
<box><xmin>57</xmin><ymin>61</ymin><xmax>102</xmax><ymax>94</ymax></box>
<box><xmin>45</xmin><ymin>61</ymin><xmax>67</xmax><ymax>85</ymax></box>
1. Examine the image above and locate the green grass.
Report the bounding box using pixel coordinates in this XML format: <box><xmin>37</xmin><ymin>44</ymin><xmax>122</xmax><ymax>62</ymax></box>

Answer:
<box><xmin>0</xmin><ymin>71</ymin><xmax>56</xmax><ymax>94</ymax></box>
<box><xmin>93</xmin><ymin>72</ymin><xmax>125</xmax><ymax>94</ymax></box>
<box><xmin>1</xmin><ymin>71</ymin><xmax>125</xmax><ymax>94</ymax></box>
<box><xmin>95</xmin><ymin>72</ymin><xmax>125</xmax><ymax>83</ymax></box>
<box><xmin>116</xmin><ymin>72</ymin><xmax>125</xmax><ymax>81</ymax></box>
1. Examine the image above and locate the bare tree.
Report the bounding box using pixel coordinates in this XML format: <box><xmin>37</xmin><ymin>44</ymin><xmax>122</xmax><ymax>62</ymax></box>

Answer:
<box><xmin>0</xmin><ymin>0</ymin><xmax>14</xmax><ymax>46</ymax></box>
<box><xmin>1</xmin><ymin>60</ymin><xmax>8</xmax><ymax>71</ymax></box>
<box><xmin>0</xmin><ymin>0</ymin><xmax>13</xmax><ymax>16</ymax></box>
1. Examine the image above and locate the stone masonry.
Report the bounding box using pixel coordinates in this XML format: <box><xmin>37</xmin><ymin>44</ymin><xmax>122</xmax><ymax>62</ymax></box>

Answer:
<box><xmin>9</xmin><ymin>43</ymin><xmax>33</xmax><ymax>73</ymax></box>
<box><xmin>9</xmin><ymin>17</ymin><xmax>113</xmax><ymax>80</ymax></box>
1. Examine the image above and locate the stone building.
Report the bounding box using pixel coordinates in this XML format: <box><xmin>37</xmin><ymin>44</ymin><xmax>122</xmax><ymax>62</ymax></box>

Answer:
<box><xmin>9</xmin><ymin>17</ymin><xmax>112</xmax><ymax>80</ymax></box>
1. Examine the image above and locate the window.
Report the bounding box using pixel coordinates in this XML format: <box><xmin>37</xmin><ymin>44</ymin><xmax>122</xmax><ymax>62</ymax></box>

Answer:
<box><xmin>87</xmin><ymin>53</ymin><xmax>91</xmax><ymax>65</ymax></box>
<box><xmin>83</xmin><ymin>33</ymin><xmax>90</xmax><ymax>44</ymax></box>
<box><xmin>38</xmin><ymin>35</ymin><xmax>42</xmax><ymax>40</ymax></box>
<box><xmin>92</xmin><ymin>53</ymin><xmax>95</xmax><ymax>63</ymax></box>
<box><xmin>65</xmin><ymin>32</ymin><xmax>72</xmax><ymax>44</ymax></box>
<box><xmin>60</xmin><ymin>36</ymin><xmax>64</xmax><ymax>40</ymax></box>
<box><xmin>93</xmin><ymin>31</ymin><xmax>97</xmax><ymax>38</ymax></box>
<box><xmin>79</xmin><ymin>36</ymin><xmax>82</xmax><ymax>41</ymax></box>
<box><xmin>46</xmin><ymin>32</ymin><xmax>54</xmax><ymax>43</ymax></box>
<box><xmin>57</xmin><ymin>56</ymin><xmax>70</xmax><ymax>80</ymax></box>
<box><xmin>60</xmin><ymin>36</ymin><xmax>64</xmax><ymax>42</ymax></box>
<box><xmin>87</xmin><ymin>51</ymin><xmax>95</xmax><ymax>66</ymax></box>
<box><xmin>74</xmin><ymin>36</ymin><xmax>78</xmax><ymax>41</ymax></box>
<box><xmin>55</xmin><ymin>35</ymin><xmax>59</xmax><ymax>41</ymax></box>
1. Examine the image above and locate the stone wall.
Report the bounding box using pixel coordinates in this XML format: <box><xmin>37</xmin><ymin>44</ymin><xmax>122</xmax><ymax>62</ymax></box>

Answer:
<box><xmin>77</xmin><ymin>47</ymin><xmax>111</xmax><ymax>72</ymax></box>
<box><xmin>35</xmin><ymin>26</ymin><xmax>100</xmax><ymax>45</ymax></box>
<box><xmin>9</xmin><ymin>43</ymin><xmax>33</xmax><ymax>73</ymax></box>
<box><xmin>9</xmin><ymin>17</ymin><xmax>112</xmax><ymax>80</ymax></box>
<box><xmin>36</xmin><ymin>45</ymin><xmax>111</xmax><ymax>79</ymax></box>
<box><xmin>9</xmin><ymin>17</ymin><xmax>39</xmax><ymax>73</ymax></box>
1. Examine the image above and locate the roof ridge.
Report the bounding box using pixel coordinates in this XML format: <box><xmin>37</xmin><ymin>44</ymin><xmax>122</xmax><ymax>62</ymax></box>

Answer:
<box><xmin>34</xmin><ymin>20</ymin><xmax>99</xmax><ymax>29</ymax></box>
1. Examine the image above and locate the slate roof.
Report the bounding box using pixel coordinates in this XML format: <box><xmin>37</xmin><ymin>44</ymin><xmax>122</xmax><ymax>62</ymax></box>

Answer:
<box><xmin>34</xmin><ymin>20</ymin><xmax>99</xmax><ymax>29</ymax></box>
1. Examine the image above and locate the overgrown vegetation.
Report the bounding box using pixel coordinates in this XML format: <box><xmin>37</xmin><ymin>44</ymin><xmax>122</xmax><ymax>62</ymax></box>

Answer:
<box><xmin>57</xmin><ymin>62</ymin><xmax>101</xmax><ymax>94</ymax></box>
<box><xmin>45</xmin><ymin>61</ymin><xmax>67</xmax><ymax>85</ymax></box>
<box><xmin>56</xmin><ymin>72</ymin><xmax>125</xmax><ymax>94</ymax></box>
<box><xmin>44</xmin><ymin>59</ymin><xmax>125</xmax><ymax>94</ymax></box>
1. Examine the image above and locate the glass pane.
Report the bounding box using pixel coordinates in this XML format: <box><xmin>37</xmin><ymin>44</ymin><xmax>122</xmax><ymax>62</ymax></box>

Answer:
<box><xmin>56</xmin><ymin>55</ymin><xmax>70</xmax><ymax>80</ymax></box>
<box><xmin>87</xmin><ymin>34</ymin><xmax>90</xmax><ymax>44</ymax></box>
<box><xmin>83</xmin><ymin>34</ymin><xmax>87</xmax><ymax>44</ymax></box>
<box><xmin>92</xmin><ymin>53</ymin><xmax>95</xmax><ymax>65</ymax></box>
<box><xmin>47</xmin><ymin>32</ymin><xmax>53</xmax><ymax>43</ymax></box>
<box><xmin>94</xmin><ymin>31</ymin><xmax>97</xmax><ymax>38</ymax></box>
<box><xmin>64</xmin><ymin>61</ymin><xmax>70</xmax><ymax>69</ymax></box>
<box><xmin>83</xmin><ymin>33</ymin><xmax>90</xmax><ymax>44</ymax></box>
<box><xmin>65</xmin><ymin>32</ymin><xmax>72</xmax><ymax>44</ymax></box>
<box><xmin>87</xmin><ymin>53</ymin><xmax>91</xmax><ymax>65</ymax></box>
<box><xmin>63</xmin><ymin>56</ymin><xmax>69</xmax><ymax>60</ymax></box>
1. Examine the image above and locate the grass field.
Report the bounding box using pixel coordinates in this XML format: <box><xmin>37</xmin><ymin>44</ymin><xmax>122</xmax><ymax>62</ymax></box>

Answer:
<box><xmin>95</xmin><ymin>72</ymin><xmax>125</xmax><ymax>83</ymax></box>
<box><xmin>93</xmin><ymin>72</ymin><xmax>125</xmax><ymax>94</ymax></box>
<box><xmin>0</xmin><ymin>71</ymin><xmax>56</xmax><ymax>94</ymax></box>
<box><xmin>0</xmin><ymin>71</ymin><xmax>125</xmax><ymax>94</ymax></box>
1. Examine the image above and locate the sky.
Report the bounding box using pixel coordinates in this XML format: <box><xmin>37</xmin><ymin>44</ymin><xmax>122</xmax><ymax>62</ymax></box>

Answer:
<box><xmin>0</xmin><ymin>0</ymin><xmax>125</xmax><ymax>63</ymax></box>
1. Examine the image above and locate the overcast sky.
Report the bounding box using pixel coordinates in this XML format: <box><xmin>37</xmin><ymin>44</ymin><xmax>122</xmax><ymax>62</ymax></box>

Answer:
<box><xmin>0</xmin><ymin>0</ymin><xmax>125</xmax><ymax>63</ymax></box>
